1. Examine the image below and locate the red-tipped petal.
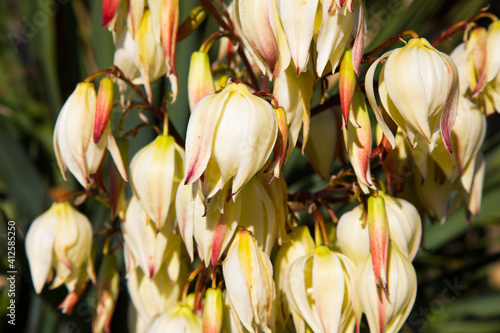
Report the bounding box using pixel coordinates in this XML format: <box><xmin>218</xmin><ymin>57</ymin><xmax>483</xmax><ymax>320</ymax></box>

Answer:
<box><xmin>102</xmin><ymin>0</ymin><xmax>121</xmax><ymax>27</ymax></box>
<box><xmin>161</xmin><ymin>0</ymin><xmax>179</xmax><ymax>100</ymax></box>
<box><xmin>367</xmin><ymin>196</ymin><xmax>389</xmax><ymax>292</ymax></box>
<box><xmin>94</xmin><ymin>77</ymin><xmax>114</xmax><ymax>143</ymax></box>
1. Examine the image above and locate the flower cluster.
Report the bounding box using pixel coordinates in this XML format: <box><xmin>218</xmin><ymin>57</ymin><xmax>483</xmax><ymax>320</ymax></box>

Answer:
<box><xmin>24</xmin><ymin>1</ymin><xmax>500</xmax><ymax>333</ymax></box>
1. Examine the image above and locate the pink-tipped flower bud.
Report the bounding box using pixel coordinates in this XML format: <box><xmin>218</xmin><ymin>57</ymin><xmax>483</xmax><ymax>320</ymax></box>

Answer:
<box><xmin>203</xmin><ymin>288</ymin><xmax>223</xmax><ymax>333</ymax></box>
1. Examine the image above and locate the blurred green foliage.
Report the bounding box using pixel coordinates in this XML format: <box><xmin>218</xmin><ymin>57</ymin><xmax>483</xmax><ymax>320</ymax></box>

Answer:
<box><xmin>0</xmin><ymin>0</ymin><xmax>500</xmax><ymax>332</ymax></box>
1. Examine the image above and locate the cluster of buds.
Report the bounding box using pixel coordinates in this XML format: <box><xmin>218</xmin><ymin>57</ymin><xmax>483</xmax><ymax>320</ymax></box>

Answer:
<box><xmin>24</xmin><ymin>1</ymin><xmax>500</xmax><ymax>333</ymax></box>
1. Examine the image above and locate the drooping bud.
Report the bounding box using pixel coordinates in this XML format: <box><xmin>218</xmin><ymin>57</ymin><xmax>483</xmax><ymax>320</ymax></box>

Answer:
<box><xmin>94</xmin><ymin>77</ymin><xmax>114</xmax><ymax>144</ymax></box>
<box><xmin>184</xmin><ymin>83</ymin><xmax>277</xmax><ymax>199</ymax></box>
<box><xmin>366</xmin><ymin>38</ymin><xmax>460</xmax><ymax>152</ymax></box>
<box><xmin>160</xmin><ymin>0</ymin><xmax>179</xmax><ymax>102</ymax></box>
<box><xmin>92</xmin><ymin>254</ymin><xmax>120</xmax><ymax>333</ymax></box>
<box><xmin>188</xmin><ymin>51</ymin><xmax>215</xmax><ymax>111</ymax></box>
<box><xmin>339</xmin><ymin>48</ymin><xmax>356</xmax><ymax>128</ymax></box>
<box><xmin>25</xmin><ymin>201</ymin><xmax>96</xmax><ymax>313</ymax></box>
<box><xmin>354</xmin><ymin>242</ymin><xmax>417</xmax><ymax>333</ymax></box>
<box><xmin>53</xmin><ymin>82</ymin><xmax>127</xmax><ymax>188</ymax></box>
<box><xmin>284</xmin><ymin>246</ymin><xmax>356</xmax><ymax>333</ymax></box>
<box><xmin>129</xmin><ymin>134</ymin><xmax>184</xmax><ymax>231</ymax></box>
<box><xmin>367</xmin><ymin>195</ymin><xmax>390</xmax><ymax>291</ymax></box>
<box><xmin>222</xmin><ymin>230</ymin><xmax>275</xmax><ymax>332</ymax></box>
<box><xmin>343</xmin><ymin>90</ymin><xmax>376</xmax><ymax>193</ymax></box>
<box><xmin>203</xmin><ymin>288</ymin><xmax>223</xmax><ymax>333</ymax></box>
<box><xmin>336</xmin><ymin>192</ymin><xmax>422</xmax><ymax>265</ymax></box>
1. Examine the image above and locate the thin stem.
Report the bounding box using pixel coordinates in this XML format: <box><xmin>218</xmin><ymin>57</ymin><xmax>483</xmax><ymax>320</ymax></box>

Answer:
<box><xmin>313</xmin><ymin>205</ymin><xmax>329</xmax><ymax>247</ymax></box>
<box><xmin>363</xmin><ymin>29</ymin><xmax>419</xmax><ymax>59</ymax></box>
<box><xmin>110</xmin><ymin>66</ymin><xmax>150</xmax><ymax>105</ymax></box>
<box><xmin>163</xmin><ymin>111</ymin><xmax>169</xmax><ymax>136</ymax></box>
<box><xmin>197</xmin><ymin>0</ymin><xmax>260</xmax><ymax>90</ymax></box>
<box><xmin>181</xmin><ymin>264</ymin><xmax>205</xmax><ymax>305</ymax></box>
<box><xmin>431</xmin><ymin>8</ymin><xmax>496</xmax><ymax>47</ymax></box>
<box><xmin>83</xmin><ymin>68</ymin><xmax>110</xmax><ymax>83</ymax></box>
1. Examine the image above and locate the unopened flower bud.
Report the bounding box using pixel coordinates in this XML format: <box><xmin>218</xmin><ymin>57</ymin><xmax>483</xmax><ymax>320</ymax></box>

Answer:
<box><xmin>343</xmin><ymin>90</ymin><xmax>376</xmax><ymax>193</ymax></box>
<box><xmin>222</xmin><ymin>230</ymin><xmax>275</xmax><ymax>332</ymax></box>
<box><xmin>337</xmin><ymin>192</ymin><xmax>421</xmax><ymax>265</ymax></box>
<box><xmin>203</xmin><ymin>288</ymin><xmax>223</xmax><ymax>333</ymax></box>
<box><xmin>160</xmin><ymin>0</ymin><xmax>179</xmax><ymax>101</ymax></box>
<box><xmin>367</xmin><ymin>195</ymin><xmax>390</xmax><ymax>291</ymax></box>
<box><xmin>188</xmin><ymin>51</ymin><xmax>215</xmax><ymax>111</ymax></box>
<box><xmin>94</xmin><ymin>77</ymin><xmax>114</xmax><ymax>143</ymax></box>
<box><xmin>130</xmin><ymin>134</ymin><xmax>184</xmax><ymax>231</ymax></box>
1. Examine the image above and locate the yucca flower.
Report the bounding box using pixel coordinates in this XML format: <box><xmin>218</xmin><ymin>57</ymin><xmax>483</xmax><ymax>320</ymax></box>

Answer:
<box><xmin>365</xmin><ymin>37</ymin><xmax>460</xmax><ymax>152</ymax></box>
<box><xmin>129</xmin><ymin>134</ymin><xmax>184</xmax><ymax>231</ymax></box>
<box><xmin>25</xmin><ymin>201</ymin><xmax>95</xmax><ymax>313</ymax></box>
<box><xmin>184</xmin><ymin>82</ymin><xmax>277</xmax><ymax>200</ymax></box>
<box><xmin>232</xmin><ymin>0</ymin><xmax>290</xmax><ymax>77</ymax></box>
<box><xmin>53</xmin><ymin>82</ymin><xmax>127</xmax><ymax>189</ymax></box>
<box><xmin>284</xmin><ymin>246</ymin><xmax>356</xmax><ymax>333</ymax></box>
<box><xmin>222</xmin><ymin>230</ymin><xmax>275</xmax><ymax>333</ymax></box>
<box><xmin>354</xmin><ymin>241</ymin><xmax>417</xmax><ymax>333</ymax></box>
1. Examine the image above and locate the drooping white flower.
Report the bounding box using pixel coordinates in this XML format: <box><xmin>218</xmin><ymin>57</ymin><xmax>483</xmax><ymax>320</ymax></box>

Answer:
<box><xmin>184</xmin><ymin>83</ymin><xmax>277</xmax><ymax>199</ymax></box>
<box><xmin>222</xmin><ymin>230</ymin><xmax>275</xmax><ymax>333</ymax></box>
<box><xmin>53</xmin><ymin>82</ymin><xmax>127</xmax><ymax>188</ymax></box>
<box><xmin>25</xmin><ymin>201</ymin><xmax>95</xmax><ymax>313</ymax></box>
<box><xmin>129</xmin><ymin>134</ymin><xmax>184</xmax><ymax>231</ymax></box>
<box><xmin>365</xmin><ymin>38</ymin><xmax>459</xmax><ymax>152</ymax></box>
